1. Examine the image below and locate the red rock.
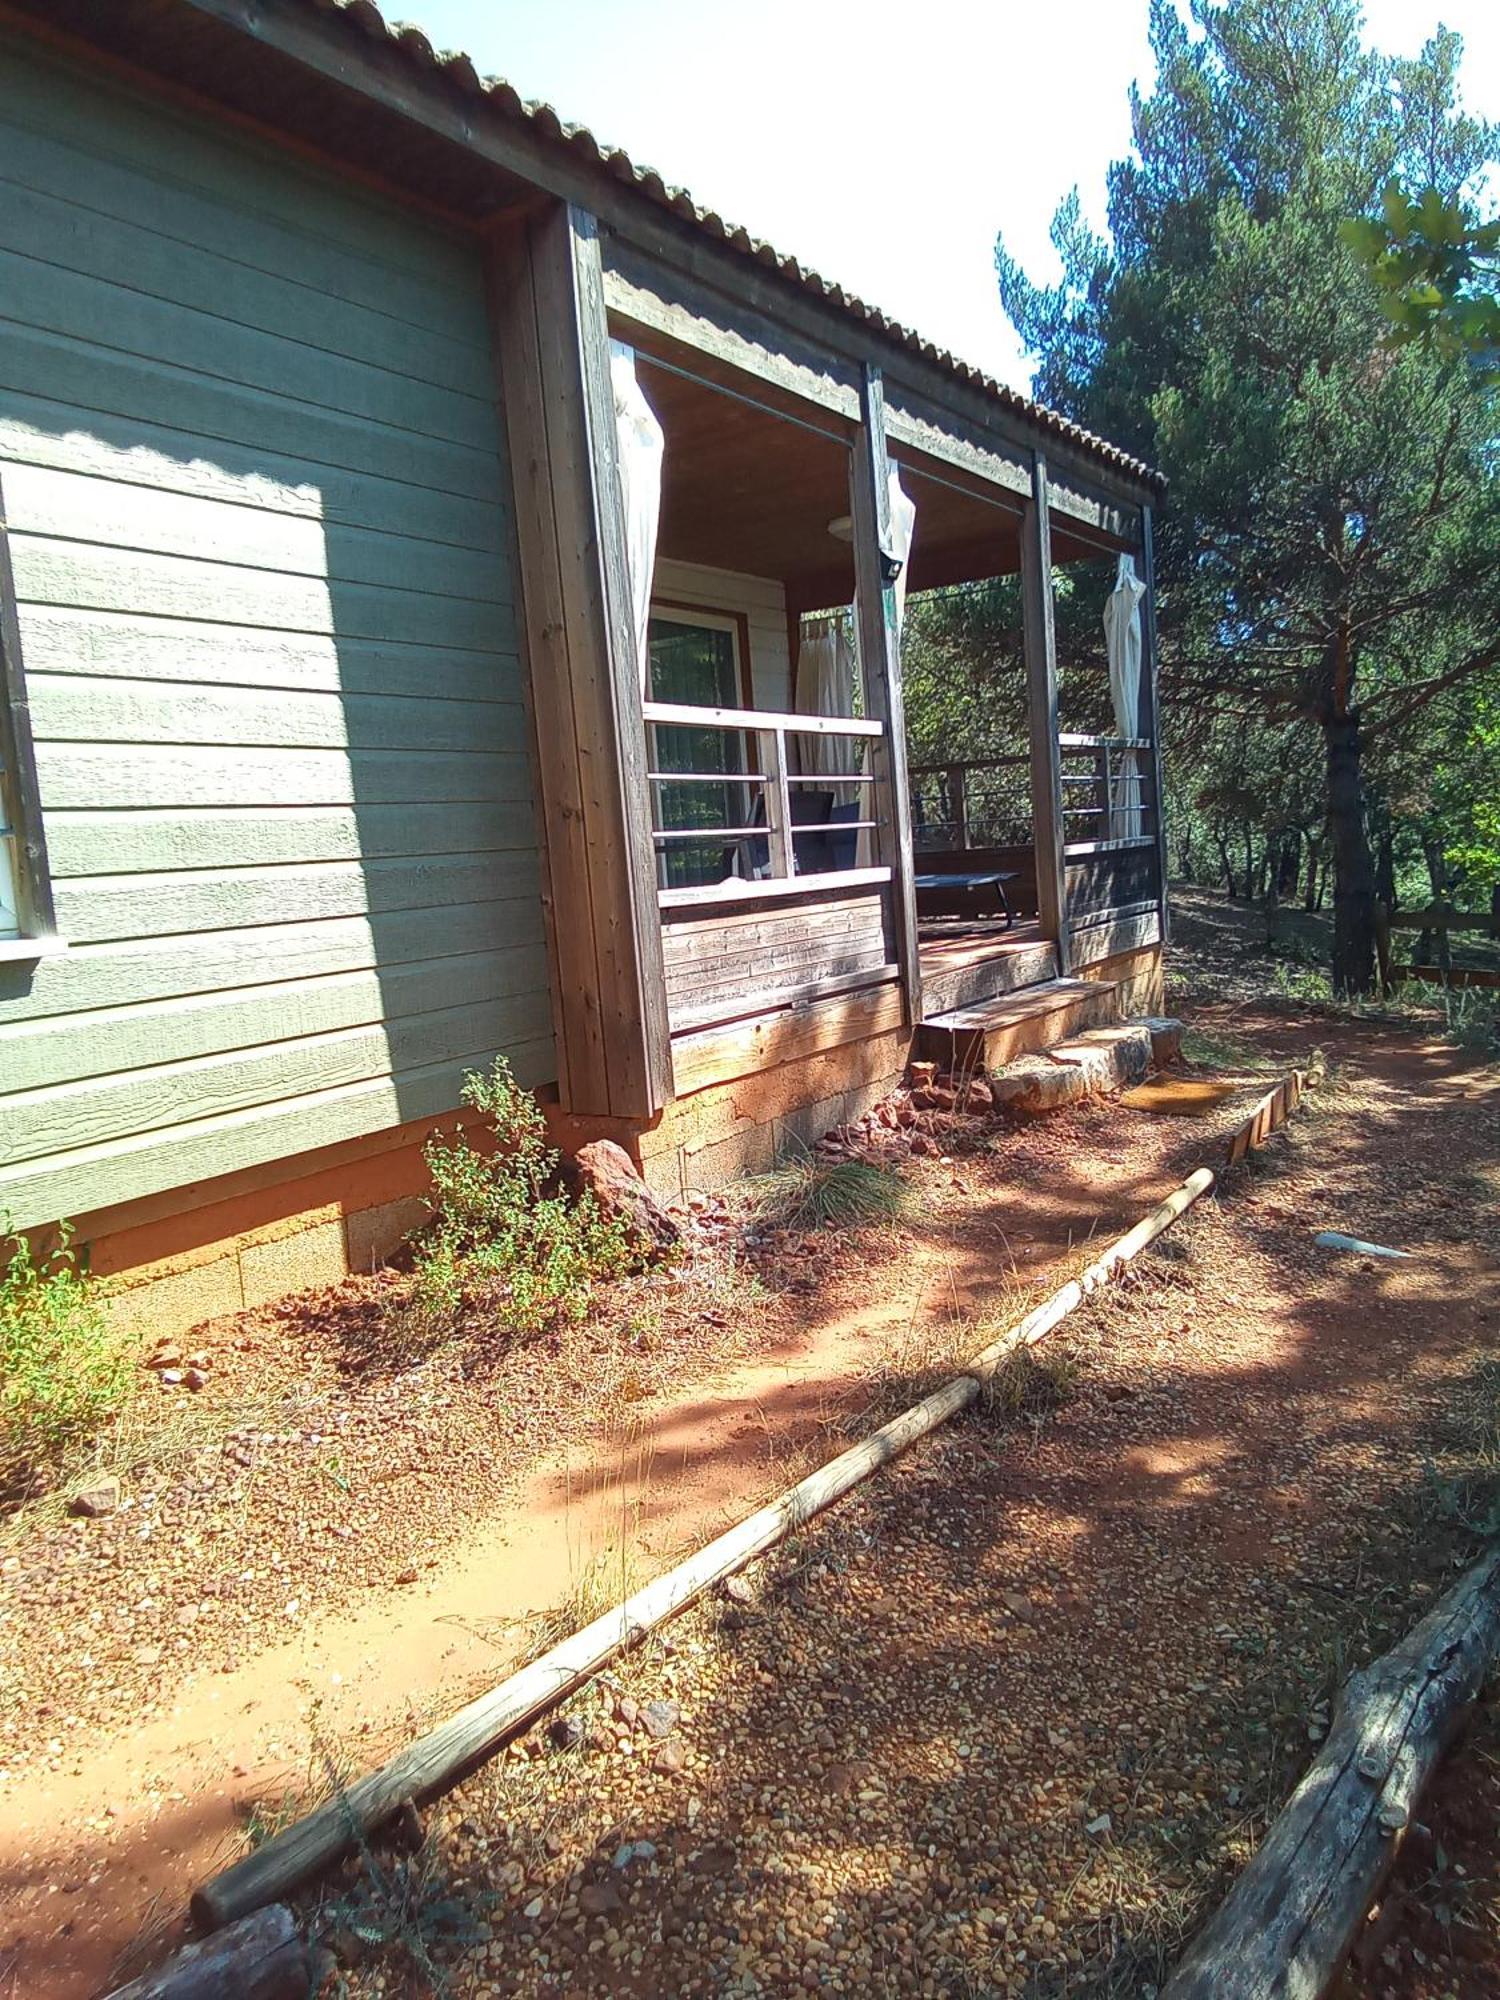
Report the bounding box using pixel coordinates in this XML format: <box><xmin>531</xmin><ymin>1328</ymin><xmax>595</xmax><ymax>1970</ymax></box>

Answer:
<box><xmin>565</xmin><ymin>1140</ymin><xmax>681</xmax><ymax>1258</ymax></box>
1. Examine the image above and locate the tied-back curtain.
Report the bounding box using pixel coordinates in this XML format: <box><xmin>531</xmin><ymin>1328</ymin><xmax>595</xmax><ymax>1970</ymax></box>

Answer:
<box><xmin>1104</xmin><ymin>553</ymin><xmax>1147</xmax><ymax>840</ymax></box>
<box><xmin>608</xmin><ymin>341</ymin><xmax>664</xmax><ymax>695</ymax></box>
<box><xmin>888</xmin><ymin>467</ymin><xmax>917</xmax><ymax>641</ymax></box>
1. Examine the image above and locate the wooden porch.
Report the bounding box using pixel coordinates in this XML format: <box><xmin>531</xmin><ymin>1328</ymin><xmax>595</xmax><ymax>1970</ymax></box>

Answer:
<box><xmin>494</xmin><ymin>199</ymin><xmax>1168</xmax><ymax>1147</ymax></box>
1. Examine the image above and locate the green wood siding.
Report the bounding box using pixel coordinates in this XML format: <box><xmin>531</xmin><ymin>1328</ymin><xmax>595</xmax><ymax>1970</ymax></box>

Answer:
<box><xmin>0</xmin><ymin>36</ymin><xmax>552</xmax><ymax>1231</ymax></box>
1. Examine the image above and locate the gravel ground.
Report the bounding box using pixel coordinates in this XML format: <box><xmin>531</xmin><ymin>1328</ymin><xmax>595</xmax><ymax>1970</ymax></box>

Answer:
<box><xmin>0</xmin><ymin>1076</ymin><xmax>1256</xmax><ymax>1789</ymax></box>
<box><xmin>300</xmin><ymin>1016</ymin><xmax>1500</xmax><ymax>1998</ymax></box>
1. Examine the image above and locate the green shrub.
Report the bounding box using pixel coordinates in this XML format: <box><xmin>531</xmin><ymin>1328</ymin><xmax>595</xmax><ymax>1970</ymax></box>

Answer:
<box><xmin>1</xmin><ymin>1222</ymin><xmax>130</xmax><ymax>1498</ymax></box>
<box><xmin>410</xmin><ymin>1058</ymin><xmax>632</xmax><ymax>1337</ymax></box>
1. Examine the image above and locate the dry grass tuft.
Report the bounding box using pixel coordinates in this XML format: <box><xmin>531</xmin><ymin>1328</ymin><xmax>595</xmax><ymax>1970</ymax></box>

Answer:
<box><xmin>745</xmin><ymin>1152</ymin><xmax>910</xmax><ymax>1234</ymax></box>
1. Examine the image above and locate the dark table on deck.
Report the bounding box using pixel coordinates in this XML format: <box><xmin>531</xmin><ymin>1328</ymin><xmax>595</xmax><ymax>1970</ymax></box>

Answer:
<box><xmin>914</xmin><ymin>870</ymin><xmax>1018</xmax><ymax>930</ymax></box>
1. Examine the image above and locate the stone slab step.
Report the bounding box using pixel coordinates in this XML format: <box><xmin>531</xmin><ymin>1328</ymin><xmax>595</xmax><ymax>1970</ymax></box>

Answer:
<box><xmin>988</xmin><ymin>1016</ymin><xmax>1185</xmax><ymax>1118</ymax></box>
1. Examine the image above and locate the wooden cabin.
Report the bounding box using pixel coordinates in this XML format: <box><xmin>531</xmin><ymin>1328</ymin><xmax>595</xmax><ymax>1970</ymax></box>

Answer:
<box><xmin>0</xmin><ymin>0</ymin><xmax>1168</xmax><ymax>1332</ymax></box>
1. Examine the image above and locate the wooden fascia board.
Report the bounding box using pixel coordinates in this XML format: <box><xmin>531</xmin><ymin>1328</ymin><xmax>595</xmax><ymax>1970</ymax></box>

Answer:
<box><xmin>174</xmin><ymin>0</ymin><xmax>1156</xmax><ymax>523</ymax></box>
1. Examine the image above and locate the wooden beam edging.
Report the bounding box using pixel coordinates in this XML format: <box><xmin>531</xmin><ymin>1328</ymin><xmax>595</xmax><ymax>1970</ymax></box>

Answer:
<box><xmin>1225</xmin><ymin>1068</ymin><xmax>1306</xmax><ymax>1166</ymax></box>
<box><xmin>192</xmin><ymin>1165</ymin><xmax>1219</xmax><ymax>1930</ymax></box>
<box><xmin>1162</xmin><ymin>1545</ymin><xmax>1500</xmax><ymax>2000</ymax></box>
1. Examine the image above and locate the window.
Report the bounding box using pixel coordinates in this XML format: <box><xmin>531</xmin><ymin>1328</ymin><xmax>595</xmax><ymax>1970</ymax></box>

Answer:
<box><xmin>0</xmin><ymin>472</ymin><xmax>57</xmax><ymax>953</ymax></box>
<box><xmin>647</xmin><ymin>608</ymin><xmax>753</xmax><ymax>890</ymax></box>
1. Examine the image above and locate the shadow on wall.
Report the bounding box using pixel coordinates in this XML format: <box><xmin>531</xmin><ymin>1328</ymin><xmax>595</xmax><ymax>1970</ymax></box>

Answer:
<box><xmin>0</xmin><ymin>41</ymin><xmax>556</xmax><ymax>1263</ymax></box>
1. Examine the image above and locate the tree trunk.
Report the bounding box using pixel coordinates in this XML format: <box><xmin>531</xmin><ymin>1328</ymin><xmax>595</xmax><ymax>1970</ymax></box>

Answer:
<box><xmin>1422</xmin><ymin>838</ymin><xmax>1452</xmax><ymax>971</ymax></box>
<box><xmin>1324</xmin><ymin>713</ymin><xmax>1377</xmax><ymax>996</ymax></box>
<box><xmin>1375</xmin><ymin>827</ymin><xmax>1397</xmax><ymax>914</ymax></box>
<box><xmin>1244</xmin><ymin>826</ymin><xmax>1255</xmax><ymax>904</ymax></box>
<box><xmin>1304</xmin><ymin>839</ymin><xmax>1321</xmax><ymax>911</ymax></box>
<box><xmin>1216</xmin><ymin>829</ymin><xmax>1238</xmax><ymax>900</ymax></box>
<box><xmin>1279</xmin><ymin>833</ymin><xmax>1301</xmax><ymax>898</ymax></box>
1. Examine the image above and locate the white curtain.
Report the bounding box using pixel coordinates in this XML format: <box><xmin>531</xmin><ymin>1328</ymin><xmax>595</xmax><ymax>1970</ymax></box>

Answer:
<box><xmin>609</xmin><ymin>341</ymin><xmax>664</xmax><ymax>696</ymax></box>
<box><xmin>792</xmin><ymin>473</ymin><xmax>916</xmax><ymax>868</ymax></box>
<box><xmin>795</xmin><ymin>615</ymin><xmax>857</xmax><ymax>774</ymax></box>
<box><xmin>1104</xmin><ymin>553</ymin><xmax>1147</xmax><ymax>840</ymax></box>
<box><xmin>888</xmin><ymin>467</ymin><xmax>917</xmax><ymax>641</ymax></box>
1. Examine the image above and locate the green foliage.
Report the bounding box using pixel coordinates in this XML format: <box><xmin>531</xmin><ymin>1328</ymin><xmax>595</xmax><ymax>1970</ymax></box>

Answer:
<box><xmin>746</xmin><ymin>1151</ymin><xmax>909</xmax><ymax>1234</ymax></box>
<box><xmin>989</xmin><ymin>0</ymin><xmax>1500</xmax><ymax>996</ymax></box>
<box><xmin>0</xmin><ymin>1222</ymin><xmax>130</xmax><ymax>1498</ymax></box>
<box><xmin>1343</xmin><ymin>180</ymin><xmax>1500</xmax><ymax>380</ymax></box>
<box><xmin>411</xmin><ymin>1058</ymin><xmax>633</xmax><ymax>1338</ymax></box>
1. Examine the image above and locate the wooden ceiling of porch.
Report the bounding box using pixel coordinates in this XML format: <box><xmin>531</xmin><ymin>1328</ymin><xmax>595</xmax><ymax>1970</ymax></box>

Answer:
<box><xmin>640</xmin><ymin>358</ymin><xmax>1040</xmax><ymax>608</ymax></box>
<box><xmin>641</xmin><ymin>358</ymin><xmax>1108</xmax><ymax>614</ymax></box>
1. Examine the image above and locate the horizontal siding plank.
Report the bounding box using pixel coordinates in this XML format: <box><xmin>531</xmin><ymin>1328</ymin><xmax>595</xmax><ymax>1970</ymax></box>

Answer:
<box><xmin>0</xmin><ymin>1041</ymin><xmax>555</xmax><ymax>1233</ymax></box>
<box><xmin>29</xmin><ymin>677</ymin><xmax>525</xmax><ymax>753</ymax></box>
<box><xmin>11</xmin><ymin>538</ymin><xmax>512</xmax><ymax>653</ymax></box>
<box><xmin>46</xmin><ymin>801</ymin><xmax>537</xmax><ymax>877</ymax></box>
<box><xmin>0</xmin><ymin>168</ymin><xmax>489</xmax><ymax>399</ymax></box>
<box><xmin>0</xmin><ymin>45</ymin><xmax>554</xmax><ymax>1229</ymax></box>
<box><xmin>0</xmin><ymin>325</ymin><xmax>506</xmax><ymax>503</ymax></box>
<box><xmin>0</xmin><ymin>38</ymin><xmax>488</xmax><ymax>306</ymax></box>
<box><xmin>53</xmin><ymin>854</ymin><xmax>542</xmax><ymax>945</ymax></box>
<box><xmin>18</xmin><ymin>606</ymin><xmax>513</xmax><ymax>702</ymax></box>
<box><xmin>0</xmin><ymin>990</ymin><xmax>554</xmax><ymax>1166</ymax></box>
<box><xmin>0</xmin><ymin>946</ymin><xmax>543</xmax><ymax>1093</ymax></box>
<box><xmin>0</xmin><ymin>393</ymin><xmax>505</xmax><ymax>555</ymax></box>
<box><xmin>0</xmin><ymin>903</ymin><xmax>541</xmax><ymax>1028</ymax></box>
<box><xmin>3</xmin><ymin>463</ymin><xmax>506</xmax><ymax>604</ymax></box>
<box><xmin>34</xmin><ymin>743</ymin><xmax>528</xmax><ymax>809</ymax></box>
<box><xmin>0</xmin><ymin>248</ymin><xmax>496</xmax><ymax>450</ymax></box>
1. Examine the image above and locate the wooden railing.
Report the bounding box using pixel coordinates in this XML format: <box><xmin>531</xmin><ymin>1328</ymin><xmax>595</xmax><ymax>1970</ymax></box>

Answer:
<box><xmin>643</xmin><ymin>699</ymin><xmax>886</xmax><ymax>907</ymax></box>
<box><xmin>908</xmin><ymin>753</ymin><xmax>1031</xmax><ymax>852</ymax></box>
<box><xmin>1058</xmin><ymin>732</ymin><xmax>1158</xmax><ymax>850</ymax></box>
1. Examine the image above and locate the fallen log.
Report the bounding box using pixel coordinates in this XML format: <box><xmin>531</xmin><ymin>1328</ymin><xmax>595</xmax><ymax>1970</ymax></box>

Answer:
<box><xmin>103</xmin><ymin>1904</ymin><xmax>308</xmax><ymax>1999</ymax></box>
<box><xmin>1163</xmin><ymin>1546</ymin><xmax>1500</xmax><ymax>2000</ymax></box>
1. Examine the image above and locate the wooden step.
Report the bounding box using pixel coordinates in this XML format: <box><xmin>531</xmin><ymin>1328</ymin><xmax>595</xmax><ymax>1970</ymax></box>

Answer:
<box><xmin>919</xmin><ymin>934</ymin><xmax>1059</xmax><ymax>1016</ymax></box>
<box><xmin>917</xmin><ymin>977</ymin><xmax>1121</xmax><ymax>1071</ymax></box>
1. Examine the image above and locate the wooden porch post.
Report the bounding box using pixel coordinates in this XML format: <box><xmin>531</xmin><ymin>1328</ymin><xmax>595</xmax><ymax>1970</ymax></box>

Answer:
<box><xmin>488</xmin><ymin>202</ymin><xmax>672</xmax><ymax>1121</ymax></box>
<box><xmin>1137</xmin><ymin>503</ymin><xmax>1172</xmax><ymax>944</ymax></box>
<box><xmin>1022</xmin><ymin>454</ymin><xmax>1070</xmax><ymax>975</ymax></box>
<box><xmin>850</xmin><ymin>365</ymin><xmax>922</xmax><ymax>1025</ymax></box>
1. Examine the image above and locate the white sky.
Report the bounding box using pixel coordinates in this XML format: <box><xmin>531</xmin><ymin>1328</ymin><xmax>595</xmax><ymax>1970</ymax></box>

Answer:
<box><xmin>401</xmin><ymin>0</ymin><xmax>1500</xmax><ymax>391</ymax></box>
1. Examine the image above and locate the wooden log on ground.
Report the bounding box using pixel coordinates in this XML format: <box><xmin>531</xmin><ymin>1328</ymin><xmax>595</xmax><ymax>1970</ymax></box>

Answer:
<box><xmin>103</xmin><ymin>1905</ymin><xmax>308</xmax><ymax>1999</ymax></box>
<box><xmin>1225</xmin><ymin>1069</ymin><xmax>1305</xmax><ymax>1165</ymax></box>
<box><xmin>965</xmin><ymin>1166</ymin><xmax>1216</xmax><ymax>1380</ymax></box>
<box><xmin>1163</xmin><ymin>1546</ymin><xmax>1500</xmax><ymax>2000</ymax></box>
<box><xmin>194</xmin><ymin>1163</ymin><xmax>1222</xmax><ymax>1929</ymax></box>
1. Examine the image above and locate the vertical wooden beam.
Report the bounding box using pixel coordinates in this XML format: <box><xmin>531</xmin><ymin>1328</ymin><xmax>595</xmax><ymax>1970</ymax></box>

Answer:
<box><xmin>850</xmin><ymin>366</ymin><xmax>922</xmax><ymax>1025</ymax></box>
<box><xmin>0</xmin><ymin>465</ymin><xmax>56</xmax><ymax>938</ymax></box>
<box><xmin>1137</xmin><ymin>503</ymin><xmax>1172</xmax><ymax>944</ymax></box>
<box><xmin>488</xmin><ymin>202</ymin><xmax>671</xmax><ymax>1121</ymax></box>
<box><xmin>1022</xmin><ymin>454</ymin><xmax>1069</xmax><ymax>975</ymax></box>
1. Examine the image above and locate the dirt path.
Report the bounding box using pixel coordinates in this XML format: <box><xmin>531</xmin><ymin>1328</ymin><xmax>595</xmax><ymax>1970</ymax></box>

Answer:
<box><xmin>291</xmin><ymin>1014</ymin><xmax>1499</xmax><ymax>1998</ymax></box>
<box><xmin>2</xmin><ymin>1068</ymin><xmax>1262</xmax><ymax>1998</ymax></box>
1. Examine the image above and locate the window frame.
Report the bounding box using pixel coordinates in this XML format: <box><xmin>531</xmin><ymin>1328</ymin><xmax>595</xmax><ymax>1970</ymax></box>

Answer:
<box><xmin>0</xmin><ymin>464</ymin><xmax>60</xmax><ymax>959</ymax></box>
<box><xmin>646</xmin><ymin>603</ymin><xmax>757</xmax><ymax>891</ymax></box>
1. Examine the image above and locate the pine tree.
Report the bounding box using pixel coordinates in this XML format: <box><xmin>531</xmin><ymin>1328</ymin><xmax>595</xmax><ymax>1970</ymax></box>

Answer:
<box><xmin>996</xmin><ymin>0</ymin><xmax>1500</xmax><ymax>992</ymax></box>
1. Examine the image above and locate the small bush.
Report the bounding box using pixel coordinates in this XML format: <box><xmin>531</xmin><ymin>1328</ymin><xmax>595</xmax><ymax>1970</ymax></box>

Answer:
<box><xmin>747</xmin><ymin>1152</ymin><xmax>909</xmax><ymax>1234</ymax></box>
<box><xmin>0</xmin><ymin>1222</ymin><xmax>130</xmax><ymax>1499</ymax></box>
<box><xmin>982</xmin><ymin>1342</ymin><xmax>1081</xmax><ymax>1421</ymax></box>
<box><xmin>410</xmin><ymin>1058</ymin><xmax>632</xmax><ymax>1338</ymax></box>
